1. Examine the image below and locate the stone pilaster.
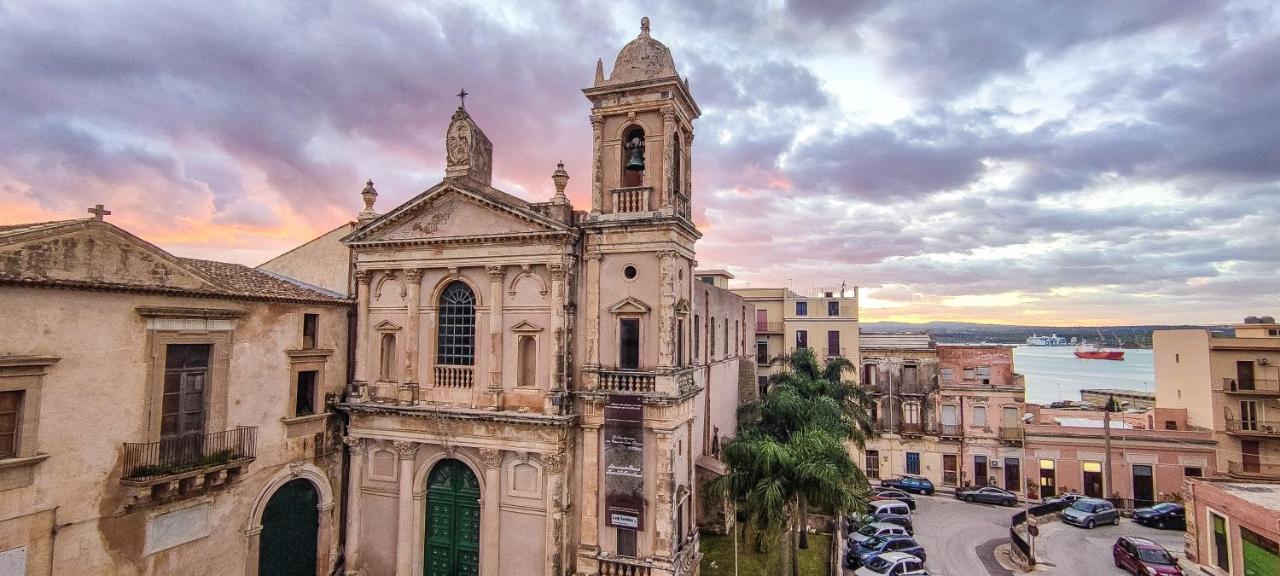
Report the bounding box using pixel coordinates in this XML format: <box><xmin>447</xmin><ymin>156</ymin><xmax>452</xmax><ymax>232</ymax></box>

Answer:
<box><xmin>579</xmin><ymin>423</ymin><xmax>602</xmax><ymax>552</ymax></box>
<box><xmin>544</xmin><ymin>452</ymin><xmax>568</xmax><ymax>576</ymax></box>
<box><xmin>353</xmin><ymin>271</ymin><xmax>372</xmax><ymax>397</ymax></box>
<box><xmin>403</xmin><ymin>268</ymin><xmax>423</xmax><ymax>404</ymax></box>
<box><xmin>584</xmin><ymin>252</ymin><xmax>601</xmax><ymax>381</ymax></box>
<box><xmin>590</xmin><ymin>115</ymin><xmax>605</xmax><ymax>213</ymax></box>
<box><xmin>393</xmin><ymin>441</ymin><xmax>418</xmax><ymax>575</ymax></box>
<box><xmin>343</xmin><ymin>437</ymin><xmax>367</xmax><ymax>569</ymax></box>
<box><xmin>479</xmin><ymin>448</ymin><xmax>504</xmax><ymax>576</ymax></box>
<box><xmin>662</xmin><ymin>106</ymin><xmax>677</xmax><ymax>209</ymax></box>
<box><xmin>653</xmin><ymin>431</ymin><xmax>675</xmax><ymax>555</ymax></box>
<box><xmin>657</xmin><ymin>250</ymin><xmax>677</xmax><ymax>369</ymax></box>
<box><xmin>486</xmin><ymin>265</ymin><xmax>505</xmax><ymax>409</ymax></box>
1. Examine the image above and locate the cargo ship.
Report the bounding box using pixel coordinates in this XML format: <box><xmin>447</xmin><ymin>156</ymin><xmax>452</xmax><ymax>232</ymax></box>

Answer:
<box><xmin>1074</xmin><ymin>342</ymin><xmax>1125</xmax><ymax>361</ymax></box>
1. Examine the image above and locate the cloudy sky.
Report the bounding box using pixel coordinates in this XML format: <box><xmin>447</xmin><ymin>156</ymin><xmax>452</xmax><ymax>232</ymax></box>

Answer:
<box><xmin>2</xmin><ymin>1</ymin><xmax>1277</xmax><ymax>325</ymax></box>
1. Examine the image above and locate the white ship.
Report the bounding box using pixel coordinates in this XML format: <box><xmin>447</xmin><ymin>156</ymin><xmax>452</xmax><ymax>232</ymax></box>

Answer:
<box><xmin>1025</xmin><ymin>333</ymin><xmax>1069</xmax><ymax>346</ymax></box>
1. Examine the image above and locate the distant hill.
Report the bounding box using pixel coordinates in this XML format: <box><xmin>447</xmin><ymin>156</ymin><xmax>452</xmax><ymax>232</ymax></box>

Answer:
<box><xmin>859</xmin><ymin>321</ymin><xmax>1233</xmax><ymax>346</ymax></box>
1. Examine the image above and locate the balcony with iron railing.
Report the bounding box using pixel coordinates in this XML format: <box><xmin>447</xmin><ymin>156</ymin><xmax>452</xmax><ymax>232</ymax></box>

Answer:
<box><xmin>1228</xmin><ymin>460</ymin><xmax>1280</xmax><ymax>478</ymax></box>
<box><xmin>999</xmin><ymin>426</ymin><xmax>1025</xmax><ymax>443</ymax></box>
<box><xmin>120</xmin><ymin>426</ymin><xmax>257</xmax><ymax>508</ymax></box>
<box><xmin>1215</xmin><ymin>376</ymin><xmax>1280</xmax><ymax>395</ymax></box>
<box><xmin>1225</xmin><ymin>418</ymin><xmax>1280</xmax><ymax>437</ymax></box>
<box><xmin>755</xmin><ymin>322</ymin><xmax>784</xmax><ymax>334</ymax></box>
<box><xmin>939</xmin><ymin>424</ymin><xmax>964</xmax><ymax>438</ymax></box>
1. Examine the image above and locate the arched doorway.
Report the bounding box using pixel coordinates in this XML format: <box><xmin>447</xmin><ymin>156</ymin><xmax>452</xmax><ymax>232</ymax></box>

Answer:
<box><xmin>424</xmin><ymin>459</ymin><xmax>480</xmax><ymax>576</ymax></box>
<box><xmin>259</xmin><ymin>478</ymin><xmax>319</xmax><ymax>576</ymax></box>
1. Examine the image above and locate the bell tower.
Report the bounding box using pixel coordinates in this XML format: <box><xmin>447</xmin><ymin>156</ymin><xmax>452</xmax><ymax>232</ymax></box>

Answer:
<box><xmin>582</xmin><ymin>16</ymin><xmax>700</xmax><ymax>220</ymax></box>
<box><xmin>575</xmin><ymin>17</ymin><xmax>704</xmax><ymax>576</ymax></box>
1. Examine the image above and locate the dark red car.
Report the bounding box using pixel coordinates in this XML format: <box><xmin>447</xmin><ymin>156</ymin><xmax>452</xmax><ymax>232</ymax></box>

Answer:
<box><xmin>1113</xmin><ymin>536</ymin><xmax>1183</xmax><ymax>575</ymax></box>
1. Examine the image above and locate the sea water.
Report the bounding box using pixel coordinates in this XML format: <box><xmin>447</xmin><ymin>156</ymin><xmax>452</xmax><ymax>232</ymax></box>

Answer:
<box><xmin>1013</xmin><ymin>345</ymin><xmax>1155</xmax><ymax>405</ymax></box>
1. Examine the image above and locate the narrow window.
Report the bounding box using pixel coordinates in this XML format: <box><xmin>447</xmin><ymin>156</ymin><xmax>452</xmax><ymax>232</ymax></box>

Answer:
<box><xmin>619</xmin><ymin>318</ymin><xmax>640</xmax><ymax>370</ymax></box>
<box><xmin>758</xmin><ymin>376</ymin><xmax>768</xmax><ymax>398</ymax></box>
<box><xmin>906</xmin><ymin>452</ymin><xmax>921</xmax><ymax>475</ymax></box>
<box><xmin>827</xmin><ymin>330</ymin><xmax>840</xmax><ymax>357</ymax></box>
<box><xmin>1211</xmin><ymin>512</ymin><xmax>1229</xmax><ymax>570</ymax></box>
<box><xmin>617</xmin><ymin>528</ymin><xmax>637</xmax><ymax>558</ymax></box>
<box><xmin>976</xmin><ymin>366</ymin><xmax>991</xmax><ymax>385</ymax></box>
<box><xmin>693</xmin><ymin>315</ymin><xmax>700</xmax><ymax>361</ymax></box>
<box><xmin>795</xmin><ymin>301</ymin><xmax>807</xmax><ymax>316</ymax></box>
<box><xmin>723</xmin><ymin>322</ymin><xmax>728</xmax><ymax>356</ymax></box>
<box><xmin>795</xmin><ymin>330</ymin><xmax>808</xmax><ymax>350</ymax></box>
<box><xmin>756</xmin><ymin>339</ymin><xmax>769</xmax><ymax>365</ymax></box>
<box><xmin>295</xmin><ymin>370</ymin><xmax>318</xmax><ymax>416</ymax></box>
<box><xmin>1184</xmin><ymin>466</ymin><xmax>1202</xmax><ymax>478</ymax></box>
<box><xmin>302</xmin><ymin>313</ymin><xmax>318</xmax><ymax>349</ymax></box>
<box><xmin>379</xmin><ymin>333</ymin><xmax>397</xmax><ymax>380</ymax></box>
<box><xmin>162</xmin><ymin>344</ymin><xmax>211</xmax><ymax>442</ymax></box>
<box><xmin>827</xmin><ymin>301</ymin><xmax>839</xmax><ymax>316</ymax></box>
<box><xmin>710</xmin><ymin>317</ymin><xmax>716</xmax><ymax>360</ymax></box>
<box><xmin>903</xmin><ymin>402</ymin><xmax>920</xmax><ymax>424</ymax></box>
<box><xmin>963</xmin><ymin>367</ymin><xmax>976</xmax><ymax>380</ymax></box>
<box><xmin>676</xmin><ymin>319</ymin><xmax>686</xmax><ymax>366</ymax></box>
<box><xmin>0</xmin><ymin>391</ymin><xmax>21</xmax><ymax>458</ymax></box>
<box><xmin>940</xmin><ymin>368</ymin><xmax>955</xmax><ymax>383</ymax></box>
<box><xmin>734</xmin><ymin>320</ymin><xmax>739</xmax><ymax>355</ymax></box>
<box><xmin>518</xmin><ymin>335</ymin><xmax>537</xmax><ymax>387</ymax></box>
<box><xmin>437</xmin><ymin>281</ymin><xmax>476</xmax><ymax>365</ymax></box>
<box><xmin>973</xmin><ymin>405</ymin><xmax>988</xmax><ymax>427</ymax></box>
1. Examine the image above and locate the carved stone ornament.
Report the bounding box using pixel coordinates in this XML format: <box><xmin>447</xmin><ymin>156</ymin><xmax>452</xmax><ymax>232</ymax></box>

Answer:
<box><xmin>486</xmin><ymin>265</ymin><xmax>505</xmax><ymax>280</ymax></box>
<box><xmin>288</xmin><ymin>461</ymin><xmax>306</xmax><ymax>478</ymax></box>
<box><xmin>543</xmin><ymin>452</ymin><xmax>567</xmax><ymax>473</ymax></box>
<box><xmin>447</xmin><ymin>118</ymin><xmax>472</xmax><ymax>165</ymax></box>
<box><xmin>343</xmin><ymin>436</ymin><xmax>367</xmax><ymax>456</ymax></box>
<box><xmin>392</xmin><ymin>440</ymin><xmax>418</xmax><ymax>460</ymax></box>
<box><xmin>479</xmin><ymin>448</ymin><xmax>503</xmax><ymax>468</ymax></box>
<box><xmin>404</xmin><ymin>268</ymin><xmax>424</xmax><ymax>283</ymax></box>
<box><xmin>354</xmin><ymin>270</ymin><xmax>371</xmax><ymax>284</ymax></box>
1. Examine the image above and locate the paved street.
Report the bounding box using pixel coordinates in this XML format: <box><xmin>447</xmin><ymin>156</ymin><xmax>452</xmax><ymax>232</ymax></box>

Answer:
<box><xmin>844</xmin><ymin>493</ymin><xmax>1018</xmax><ymax>576</ymax></box>
<box><xmin>842</xmin><ymin>494</ymin><xmax>1187</xmax><ymax>576</ymax></box>
<box><xmin>1035</xmin><ymin>516</ymin><xmax>1186</xmax><ymax>574</ymax></box>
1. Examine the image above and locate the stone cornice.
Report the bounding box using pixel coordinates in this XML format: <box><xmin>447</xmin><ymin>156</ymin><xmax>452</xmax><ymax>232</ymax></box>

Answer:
<box><xmin>0</xmin><ymin>355</ymin><xmax>61</xmax><ymax>369</ymax></box>
<box><xmin>135</xmin><ymin>306</ymin><xmax>246</xmax><ymax>319</ymax></box>
<box><xmin>339</xmin><ymin>402</ymin><xmax>579</xmax><ymax>428</ymax></box>
<box><xmin>0</xmin><ymin>278</ymin><xmax>352</xmax><ymax>307</ymax></box>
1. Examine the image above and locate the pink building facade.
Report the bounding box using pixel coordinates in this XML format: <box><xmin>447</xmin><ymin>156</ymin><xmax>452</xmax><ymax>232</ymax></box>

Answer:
<box><xmin>1183</xmin><ymin>478</ymin><xmax>1280</xmax><ymax>575</ymax></box>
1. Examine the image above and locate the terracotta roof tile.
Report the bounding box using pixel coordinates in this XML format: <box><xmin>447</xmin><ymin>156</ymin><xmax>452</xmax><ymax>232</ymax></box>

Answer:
<box><xmin>180</xmin><ymin>258</ymin><xmax>347</xmax><ymax>302</ymax></box>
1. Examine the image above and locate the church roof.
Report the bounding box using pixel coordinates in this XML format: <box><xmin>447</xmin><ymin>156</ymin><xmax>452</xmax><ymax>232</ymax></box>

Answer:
<box><xmin>0</xmin><ymin>217</ymin><xmax>349</xmax><ymax>305</ymax></box>
<box><xmin>604</xmin><ymin>17</ymin><xmax>679</xmax><ymax>86</ymax></box>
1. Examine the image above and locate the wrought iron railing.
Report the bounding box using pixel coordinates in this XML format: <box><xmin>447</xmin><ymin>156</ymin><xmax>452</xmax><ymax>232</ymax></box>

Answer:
<box><xmin>434</xmin><ymin>365</ymin><xmax>474</xmax><ymax>388</ymax></box>
<box><xmin>999</xmin><ymin>426</ymin><xmax>1025</xmax><ymax>442</ymax></box>
<box><xmin>1225</xmin><ymin>418</ymin><xmax>1280</xmax><ymax>436</ymax></box>
<box><xmin>939</xmin><ymin>424</ymin><xmax>964</xmax><ymax>437</ymax></box>
<box><xmin>1217</xmin><ymin>377</ymin><xmax>1280</xmax><ymax>395</ymax></box>
<box><xmin>122</xmin><ymin>426</ymin><xmax>256</xmax><ymax>482</ymax></box>
<box><xmin>1228</xmin><ymin>460</ymin><xmax>1280</xmax><ymax>478</ymax></box>
<box><xmin>755</xmin><ymin>322</ymin><xmax>784</xmax><ymax>334</ymax></box>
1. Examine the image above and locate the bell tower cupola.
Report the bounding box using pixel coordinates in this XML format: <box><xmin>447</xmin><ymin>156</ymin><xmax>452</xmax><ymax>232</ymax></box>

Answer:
<box><xmin>583</xmin><ymin>17</ymin><xmax>700</xmax><ymax>221</ymax></box>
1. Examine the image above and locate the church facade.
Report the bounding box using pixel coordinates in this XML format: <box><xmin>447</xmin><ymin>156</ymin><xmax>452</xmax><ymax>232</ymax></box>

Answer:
<box><xmin>310</xmin><ymin>18</ymin><xmax>754</xmax><ymax>576</ymax></box>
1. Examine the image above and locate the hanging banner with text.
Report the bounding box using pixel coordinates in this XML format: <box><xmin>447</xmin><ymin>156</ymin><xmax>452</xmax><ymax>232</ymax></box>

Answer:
<box><xmin>604</xmin><ymin>394</ymin><xmax>645</xmax><ymax>529</ymax></box>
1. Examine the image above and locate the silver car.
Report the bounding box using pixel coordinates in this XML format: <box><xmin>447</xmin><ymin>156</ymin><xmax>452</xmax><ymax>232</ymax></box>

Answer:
<box><xmin>1061</xmin><ymin>498</ymin><xmax>1120</xmax><ymax>528</ymax></box>
<box><xmin>849</xmin><ymin>521</ymin><xmax>909</xmax><ymax>545</ymax></box>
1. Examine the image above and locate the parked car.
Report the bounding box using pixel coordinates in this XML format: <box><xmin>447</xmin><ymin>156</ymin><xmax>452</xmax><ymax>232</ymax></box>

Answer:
<box><xmin>868</xmin><ymin>500</ymin><xmax>912</xmax><ymax>518</ymax></box>
<box><xmin>872</xmin><ymin>489</ymin><xmax>917</xmax><ymax>510</ymax></box>
<box><xmin>955</xmin><ymin>486</ymin><xmax>1019</xmax><ymax>506</ymax></box>
<box><xmin>847</xmin><ymin>535</ymin><xmax>927</xmax><ymax>568</ymax></box>
<box><xmin>854</xmin><ymin>551</ymin><xmax>930</xmax><ymax>576</ymax></box>
<box><xmin>848</xmin><ymin>521</ymin><xmax>910</xmax><ymax>545</ymax></box>
<box><xmin>880</xmin><ymin>475</ymin><xmax>936</xmax><ymax>495</ymax></box>
<box><xmin>1112</xmin><ymin>536</ymin><xmax>1184</xmax><ymax>575</ymax></box>
<box><xmin>1062</xmin><ymin>497</ymin><xmax>1120</xmax><ymax>528</ymax></box>
<box><xmin>1042</xmin><ymin>492</ymin><xmax>1084</xmax><ymax>506</ymax></box>
<box><xmin>873</xmin><ymin>514</ymin><xmax>914</xmax><ymax>534</ymax></box>
<box><xmin>1132</xmin><ymin>503</ymin><xmax>1186</xmax><ymax>530</ymax></box>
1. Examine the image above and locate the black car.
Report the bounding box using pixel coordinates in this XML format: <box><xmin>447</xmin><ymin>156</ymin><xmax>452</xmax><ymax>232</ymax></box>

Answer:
<box><xmin>846</xmin><ymin>535</ymin><xmax>927</xmax><ymax>568</ymax></box>
<box><xmin>955</xmin><ymin>486</ymin><xmax>1019</xmax><ymax>506</ymax></box>
<box><xmin>872</xmin><ymin>489</ymin><xmax>918</xmax><ymax>510</ymax></box>
<box><xmin>880</xmin><ymin>475</ymin><xmax>936</xmax><ymax>495</ymax></box>
<box><xmin>1132</xmin><ymin>503</ymin><xmax>1186</xmax><ymax>530</ymax></box>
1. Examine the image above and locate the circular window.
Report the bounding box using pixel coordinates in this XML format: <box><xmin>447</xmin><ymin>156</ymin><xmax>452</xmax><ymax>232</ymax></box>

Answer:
<box><xmin>623</xmin><ymin>265</ymin><xmax>638</xmax><ymax>280</ymax></box>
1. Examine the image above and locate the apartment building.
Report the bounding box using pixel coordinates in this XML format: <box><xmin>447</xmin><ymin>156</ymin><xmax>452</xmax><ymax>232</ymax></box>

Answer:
<box><xmin>725</xmin><ymin>282</ymin><xmax>859</xmax><ymax>396</ymax></box>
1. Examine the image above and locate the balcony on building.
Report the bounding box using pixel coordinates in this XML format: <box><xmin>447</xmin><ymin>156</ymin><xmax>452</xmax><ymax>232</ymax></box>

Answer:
<box><xmin>1225</xmin><ymin>418</ymin><xmax>1280</xmax><ymax>437</ymax></box>
<box><xmin>999</xmin><ymin>426</ymin><xmax>1025</xmax><ymax>444</ymax></box>
<box><xmin>1227</xmin><ymin>460</ymin><xmax>1280</xmax><ymax>479</ymax></box>
<box><xmin>755</xmin><ymin>321</ymin><xmax>784</xmax><ymax>334</ymax></box>
<box><xmin>120</xmin><ymin>426</ymin><xmax>257</xmax><ymax>508</ymax></box>
<box><xmin>586</xmin><ymin>366</ymin><xmax>697</xmax><ymax>396</ymax></box>
<box><xmin>1215</xmin><ymin>376</ymin><xmax>1280</xmax><ymax>395</ymax></box>
<box><xmin>938</xmin><ymin>424</ymin><xmax>964</xmax><ymax>440</ymax></box>
<box><xmin>898</xmin><ymin>422</ymin><xmax>926</xmax><ymax>437</ymax></box>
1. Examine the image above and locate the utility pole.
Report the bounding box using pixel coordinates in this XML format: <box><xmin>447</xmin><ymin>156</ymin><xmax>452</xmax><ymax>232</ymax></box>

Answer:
<box><xmin>1103</xmin><ymin>405</ymin><xmax>1112</xmax><ymax>499</ymax></box>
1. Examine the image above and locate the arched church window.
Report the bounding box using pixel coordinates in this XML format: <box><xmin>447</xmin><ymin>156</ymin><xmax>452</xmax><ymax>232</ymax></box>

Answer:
<box><xmin>621</xmin><ymin>126</ymin><xmax>645</xmax><ymax>188</ymax></box>
<box><xmin>379</xmin><ymin>333</ymin><xmax>397</xmax><ymax>380</ymax></box>
<box><xmin>437</xmin><ymin>282</ymin><xmax>476</xmax><ymax>366</ymax></box>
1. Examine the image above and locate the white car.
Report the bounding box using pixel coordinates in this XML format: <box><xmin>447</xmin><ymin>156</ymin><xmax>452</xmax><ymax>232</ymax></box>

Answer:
<box><xmin>868</xmin><ymin>500</ymin><xmax>912</xmax><ymax>517</ymax></box>
<box><xmin>854</xmin><ymin>551</ymin><xmax>929</xmax><ymax>576</ymax></box>
<box><xmin>849</xmin><ymin>521</ymin><xmax>910</xmax><ymax>545</ymax></box>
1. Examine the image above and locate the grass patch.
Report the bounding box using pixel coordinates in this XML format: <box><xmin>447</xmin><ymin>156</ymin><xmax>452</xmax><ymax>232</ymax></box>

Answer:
<box><xmin>700</xmin><ymin>530</ymin><xmax>832</xmax><ymax>576</ymax></box>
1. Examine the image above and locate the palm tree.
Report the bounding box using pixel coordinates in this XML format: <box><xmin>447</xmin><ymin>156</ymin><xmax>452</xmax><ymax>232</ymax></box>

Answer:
<box><xmin>709</xmin><ymin>349</ymin><xmax>874</xmax><ymax>575</ymax></box>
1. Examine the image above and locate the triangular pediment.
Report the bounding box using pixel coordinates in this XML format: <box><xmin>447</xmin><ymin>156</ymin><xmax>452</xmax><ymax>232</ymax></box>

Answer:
<box><xmin>511</xmin><ymin>320</ymin><xmax>543</xmax><ymax>333</ymax></box>
<box><xmin>608</xmin><ymin>296</ymin><xmax>651</xmax><ymax>314</ymax></box>
<box><xmin>375</xmin><ymin>320</ymin><xmax>403</xmax><ymax>331</ymax></box>
<box><xmin>0</xmin><ymin>221</ymin><xmax>216</xmax><ymax>291</ymax></box>
<box><xmin>345</xmin><ymin>181</ymin><xmax>570</xmax><ymax>245</ymax></box>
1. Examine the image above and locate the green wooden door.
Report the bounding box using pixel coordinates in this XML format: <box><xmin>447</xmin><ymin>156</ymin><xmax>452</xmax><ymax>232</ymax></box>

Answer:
<box><xmin>259</xmin><ymin>479</ymin><xmax>319</xmax><ymax>576</ymax></box>
<box><xmin>1243</xmin><ymin>527</ymin><xmax>1279</xmax><ymax>576</ymax></box>
<box><xmin>425</xmin><ymin>459</ymin><xmax>481</xmax><ymax>576</ymax></box>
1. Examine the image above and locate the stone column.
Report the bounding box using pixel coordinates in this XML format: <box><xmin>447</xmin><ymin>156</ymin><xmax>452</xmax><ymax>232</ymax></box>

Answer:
<box><xmin>343</xmin><ymin>437</ymin><xmax>367</xmax><ymax>569</ymax></box>
<box><xmin>354</xmin><ymin>271</ymin><xmax>372</xmax><ymax>397</ymax></box>
<box><xmin>662</xmin><ymin>106</ymin><xmax>677</xmax><ymax>210</ymax></box>
<box><xmin>590</xmin><ymin>115</ymin><xmax>604</xmax><ymax>213</ymax></box>
<box><xmin>549</xmin><ymin>261</ymin><xmax>567</xmax><ymax>391</ymax></box>
<box><xmin>393</xmin><ymin>441</ymin><xmax>418</xmax><ymax>575</ymax></box>
<box><xmin>486</xmin><ymin>265</ymin><xmax>505</xmax><ymax>409</ymax></box>
<box><xmin>244</xmin><ymin>526</ymin><xmax>262</xmax><ymax>576</ymax></box>
<box><xmin>657</xmin><ymin>251</ymin><xmax>676</xmax><ymax>370</ymax></box>
<box><xmin>580</xmin><ymin>423</ymin><xmax>601</xmax><ymax>549</ymax></box>
<box><xmin>403</xmin><ymin>268</ymin><xmax>424</xmax><ymax>404</ymax></box>
<box><xmin>653</xmin><ymin>431</ymin><xmax>675</xmax><ymax>556</ymax></box>
<box><xmin>479</xmin><ymin>449</ymin><xmax>504</xmax><ymax>576</ymax></box>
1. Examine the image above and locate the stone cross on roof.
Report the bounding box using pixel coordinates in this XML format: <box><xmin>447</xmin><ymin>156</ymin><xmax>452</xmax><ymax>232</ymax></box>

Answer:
<box><xmin>457</xmin><ymin>88</ymin><xmax>469</xmax><ymax>110</ymax></box>
<box><xmin>87</xmin><ymin>204</ymin><xmax>111</xmax><ymax>220</ymax></box>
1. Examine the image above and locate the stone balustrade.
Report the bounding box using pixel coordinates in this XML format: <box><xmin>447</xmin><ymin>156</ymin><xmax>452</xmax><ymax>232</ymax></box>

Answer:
<box><xmin>588</xmin><ymin>367</ymin><xmax>699</xmax><ymax>396</ymax></box>
<box><xmin>612</xmin><ymin>186</ymin><xmax>651</xmax><ymax>213</ymax></box>
<box><xmin>434</xmin><ymin>365</ymin><xmax>474</xmax><ymax>388</ymax></box>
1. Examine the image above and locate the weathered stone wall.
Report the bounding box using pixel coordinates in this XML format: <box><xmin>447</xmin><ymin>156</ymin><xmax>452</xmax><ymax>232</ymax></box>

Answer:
<box><xmin>257</xmin><ymin>222</ymin><xmax>355</xmax><ymax>296</ymax></box>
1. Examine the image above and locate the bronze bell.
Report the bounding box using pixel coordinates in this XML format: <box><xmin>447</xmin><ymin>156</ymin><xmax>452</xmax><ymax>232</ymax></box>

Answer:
<box><xmin>624</xmin><ymin>136</ymin><xmax>645</xmax><ymax>171</ymax></box>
